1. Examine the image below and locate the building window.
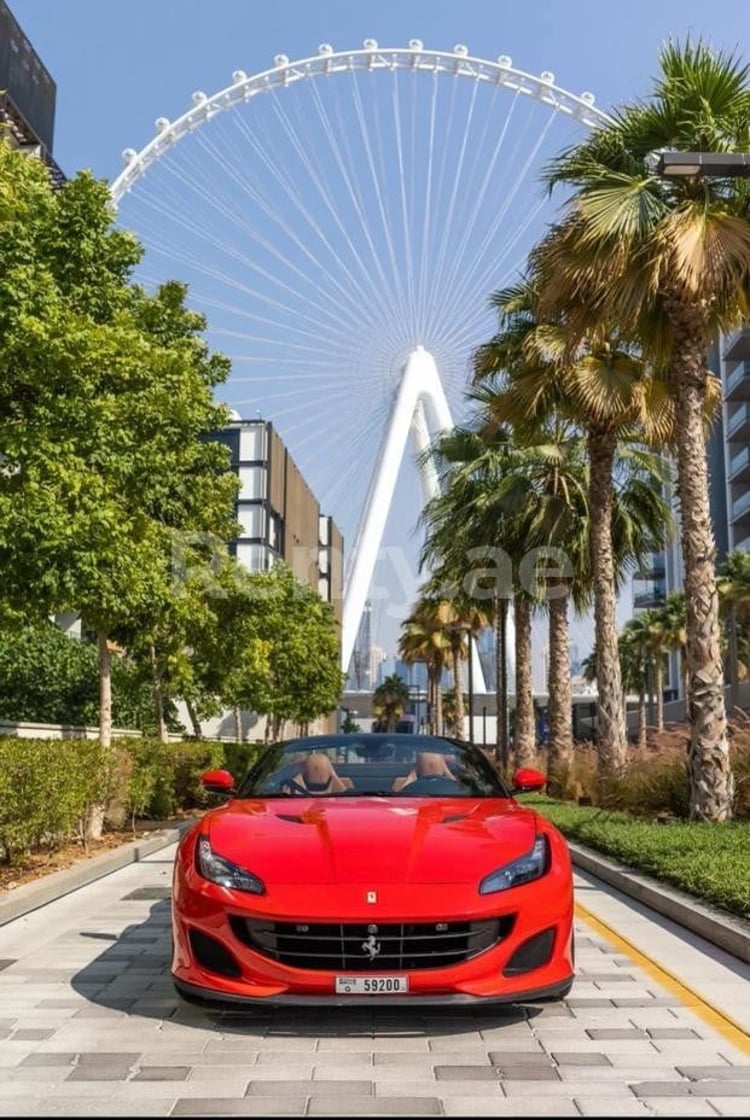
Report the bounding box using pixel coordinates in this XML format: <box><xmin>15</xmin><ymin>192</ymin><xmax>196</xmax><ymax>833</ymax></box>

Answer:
<box><xmin>238</xmin><ymin>465</ymin><xmax>266</xmax><ymax>500</ymax></box>
<box><xmin>238</xmin><ymin>505</ymin><xmax>265</xmax><ymax>539</ymax></box>
<box><xmin>239</xmin><ymin>425</ymin><xmax>266</xmax><ymax>461</ymax></box>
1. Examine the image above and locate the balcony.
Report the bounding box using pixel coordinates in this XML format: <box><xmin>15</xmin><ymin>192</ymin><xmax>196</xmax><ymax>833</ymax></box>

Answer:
<box><xmin>723</xmin><ymin>328</ymin><xmax>750</xmax><ymax>363</ymax></box>
<box><xmin>730</xmin><ymin>489</ymin><xmax>750</xmax><ymax>525</ymax></box>
<box><xmin>727</xmin><ymin>403</ymin><xmax>750</xmax><ymax>441</ymax></box>
<box><xmin>633</xmin><ymin>579</ymin><xmax>667</xmax><ymax>609</ymax></box>
<box><xmin>729</xmin><ymin>445</ymin><xmax>750</xmax><ymax>483</ymax></box>
<box><xmin>634</xmin><ymin>551</ymin><xmax>666</xmax><ymax>580</ymax></box>
<box><xmin>725</xmin><ymin>361</ymin><xmax>750</xmax><ymax>401</ymax></box>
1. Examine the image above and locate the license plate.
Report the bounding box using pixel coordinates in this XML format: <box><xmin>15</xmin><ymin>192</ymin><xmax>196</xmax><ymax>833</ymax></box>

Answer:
<box><xmin>335</xmin><ymin>975</ymin><xmax>409</xmax><ymax>995</ymax></box>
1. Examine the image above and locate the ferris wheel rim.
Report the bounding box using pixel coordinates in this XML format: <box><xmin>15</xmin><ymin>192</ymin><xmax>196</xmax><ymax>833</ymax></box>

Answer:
<box><xmin>110</xmin><ymin>41</ymin><xmax>613</xmax><ymax>205</ymax></box>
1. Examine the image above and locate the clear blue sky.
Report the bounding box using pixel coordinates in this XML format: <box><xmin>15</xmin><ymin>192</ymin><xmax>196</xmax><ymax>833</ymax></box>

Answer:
<box><xmin>14</xmin><ymin>0</ymin><xmax>750</xmax><ymax>186</ymax></box>
<box><xmin>10</xmin><ymin>0</ymin><xmax>749</xmax><ymax>674</ymax></box>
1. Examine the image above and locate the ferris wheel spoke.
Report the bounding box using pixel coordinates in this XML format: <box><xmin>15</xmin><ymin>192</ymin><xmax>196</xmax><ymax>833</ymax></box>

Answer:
<box><xmin>113</xmin><ymin>44</ymin><xmax>608</xmax><ymax>647</ymax></box>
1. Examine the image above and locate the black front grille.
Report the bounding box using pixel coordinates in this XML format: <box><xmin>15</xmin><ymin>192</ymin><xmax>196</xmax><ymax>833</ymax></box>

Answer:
<box><xmin>229</xmin><ymin>915</ymin><xmax>515</xmax><ymax>971</ymax></box>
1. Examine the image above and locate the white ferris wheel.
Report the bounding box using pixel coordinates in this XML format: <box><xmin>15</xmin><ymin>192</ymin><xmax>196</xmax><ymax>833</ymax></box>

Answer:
<box><xmin>110</xmin><ymin>42</ymin><xmax>611</xmax><ymax>682</ymax></box>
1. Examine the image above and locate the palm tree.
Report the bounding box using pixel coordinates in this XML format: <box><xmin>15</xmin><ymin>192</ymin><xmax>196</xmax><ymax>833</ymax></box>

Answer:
<box><xmin>618</xmin><ymin>626</ymin><xmax>649</xmax><ymax>749</ymax></box>
<box><xmin>421</xmin><ymin>420</ymin><xmax>590</xmax><ymax>786</ymax></box>
<box><xmin>371</xmin><ymin>672</ymin><xmax>409</xmax><ymax>732</ymax></box>
<box><xmin>718</xmin><ymin>551</ymin><xmax>750</xmax><ymax>703</ymax></box>
<box><xmin>541</xmin><ymin>40</ymin><xmax>750</xmax><ymax>820</ymax></box>
<box><xmin>398</xmin><ymin>600</ymin><xmax>452</xmax><ymax>735</ymax></box>
<box><xmin>475</xmin><ymin>279</ymin><xmax>673</xmax><ymax>778</ymax></box>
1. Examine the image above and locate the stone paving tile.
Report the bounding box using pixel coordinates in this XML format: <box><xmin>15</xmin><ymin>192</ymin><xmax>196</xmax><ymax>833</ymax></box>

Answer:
<box><xmin>19</xmin><ymin>1054</ymin><xmax>78</xmax><ymax>1068</ymax></box>
<box><xmin>677</xmin><ymin>1066</ymin><xmax>750</xmax><ymax>1080</ymax></box>
<box><xmin>550</xmin><ymin>1051</ymin><xmax>613</xmax><ymax>1066</ymax></box>
<box><xmin>173</xmin><ymin>1102</ymin><xmax>309</xmax><ymax>1117</ymax></box>
<box><xmin>187</xmin><ymin>1067</ymin><xmax>259</xmax><ymax>1082</ymax></box>
<box><xmin>308</xmin><ymin>1101</ymin><xmax>441</xmax><ymax>1116</ymax></box>
<box><xmin>433</xmin><ymin>1066</ymin><xmax>501</xmax><ymax>1081</ymax></box>
<box><xmin>691</xmin><ymin>1082</ymin><xmax>750</xmax><ymax>1097</ymax></box>
<box><xmin>575</xmin><ymin>1098</ymin><xmax>651</xmax><ymax>1116</ymax></box>
<box><xmin>631</xmin><ymin>1081</ymin><xmax>692</xmax><ymax>1097</ymax></box>
<box><xmin>587</xmin><ymin>1028</ymin><xmax>650</xmax><ymax>1040</ymax></box>
<box><xmin>442</xmin><ymin>1102</ymin><xmax>580</xmax><ymax>1117</ymax></box>
<box><xmin>132</xmin><ymin>1065</ymin><xmax>190</xmax><ymax>1081</ymax></box>
<box><xmin>647</xmin><ymin>1028</ymin><xmax>702</xmax><ymax>1040</ymax></box>
<box><xmin>644</xmin><ymin>1101</ymin><xmax>723</xmax><ymax>1116</ymax></box>
<box><xmin>246</xmin><ymin>1079</ymin><xmax>373</xmax><ymax>1096</ymax></box>
<box><xmin>377</xmin><ymin>1080</ymin><xmax>508</xmax><ymax>1098</ymax></box>
<box><xmin>705</xmin><ymin>1100</ymin><xmax>750</xmax><ymax>1116</ymax></box>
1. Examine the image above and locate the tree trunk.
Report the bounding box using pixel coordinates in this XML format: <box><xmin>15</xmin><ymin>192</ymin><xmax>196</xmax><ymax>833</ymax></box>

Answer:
<box><xmin>655</xmin><ymin>658</ymin><xmax>665</xmax><ymax>733</ymax></box>
<box><xmin>87</xmin><ymin>630</ymin><xmax>112</xmax><ymax>842</ymax></box>
<box><xmin>513</xmin><ymin>596</ymin><xmax>535</xmax><ymax>768</ymax></box>
<box><xmin>494</xmin><ymin>597</ymin><xmax>509</xmax><ymax>768</ymax></box>
<box><xmin>669</xmin><ymin>308</ymin><xmax>732</xmax><ymax>820</ymax></box>
<box><xmin>433</xmin><ymin>668</ymin><xmax>443</xmax><ymax>737</ymax></box>
<box><xmin>452</xmin><ymin>646</ymin><xmax>465</xmax><ymax>740</ymax></box>
<box><xmin>588</xmin><ymin>429</ymin><xmax>628</xmax><ymax>775</ymax></box>
<box><xmin>547</xmin><ymin>593</ymin><xmax>573</xmax><ymax>797</ymax></box>
<box><xmin>637</xmin><ymin>693</ymin><xmax>647</xmax><ymax>750</ymax></box>
<box><xmin>150</xmin><ymin>644</ymin><xmax>169</xmax><ymax>743</ymax></box>
<box><xmin>98</xmin><ymin>630</ymin><xmax>112</xmax><ymax>749</ymax></box>
<box><xmin>234</xmin><ymin>706</ymin><xmax>243</xmax><ymax>744</ymax></box>
<box><xmin>185</xmin><ymin>699</ymin><xmax>203</xmax><ymax>739</ymax></box>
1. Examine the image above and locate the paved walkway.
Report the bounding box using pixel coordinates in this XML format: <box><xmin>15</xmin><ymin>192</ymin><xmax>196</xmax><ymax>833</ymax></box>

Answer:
<box><xmin>0</xmin><ymin>844</ymin><xmax>748</xmax><ymax>1117</ymax></box>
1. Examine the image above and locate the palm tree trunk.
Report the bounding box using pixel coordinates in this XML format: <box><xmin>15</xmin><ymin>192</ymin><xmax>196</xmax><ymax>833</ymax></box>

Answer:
<box><xmin>432</xmin><ymin>667</ymin><xmax>443</xmax><ymax>736</ymax></box>
<box><xmin>669</xmin><ymin>316</ymin><xmax>732</xmax><ymax>820</ymax></box>
<box><xmin>588</xmin><ymin>429</ymin><xmax>628</xmax><ymax>774</ymax></box>
<box><xmin>547</xmin><ymin>592</ymin><xmax>573</xmax><ymax>797</ymax></box>
<box><xmin>452</xmin><ymin>646</ymin><xmax>465</xmax><ymax>740</ymax></box>
<box><xmin>638</xmin><ymin>692</ymin><xmax>647</xmax><ymax>750</ymax></box>
<box><xmin>655</xmin><ymin>659</ymin><xmax>665</xmax><ymax>732</ymax></box>
<box><xmin>513</xmin><ymin>597</ymin><xmax>535</xmax><ymax>768</ymax></box>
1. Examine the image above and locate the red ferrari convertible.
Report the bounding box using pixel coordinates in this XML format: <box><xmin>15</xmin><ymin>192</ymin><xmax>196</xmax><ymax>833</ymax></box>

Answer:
<box><xmin>171</xmin><ymin>733</ymin><xmax>574</xmax><ymax>1007</ymax></box>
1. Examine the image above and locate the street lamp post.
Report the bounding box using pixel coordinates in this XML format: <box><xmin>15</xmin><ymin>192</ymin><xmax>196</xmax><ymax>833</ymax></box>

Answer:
<box><xmin>651</xmin><ymin>150</ymin><xmax>750</xmax><ymax>178</ymax></box>
<box><xmin>466</xmin><ymin>629</ymin><xmax>475</xmax><ymax>746</ymax></box>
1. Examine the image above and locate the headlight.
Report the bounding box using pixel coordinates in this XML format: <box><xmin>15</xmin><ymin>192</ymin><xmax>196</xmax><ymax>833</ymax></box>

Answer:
<box><xmin>196</xmin><ymin>836</ymin><xmax>265</xmax><ymax>894</ymax></box>
<box><xmin>479</xmin><ymin>836</ymin><xmax>549</xmax><ymax>894</ymax></box>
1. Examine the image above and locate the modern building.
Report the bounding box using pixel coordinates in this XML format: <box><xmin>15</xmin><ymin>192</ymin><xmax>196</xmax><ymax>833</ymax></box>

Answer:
<box><xmin>0</xmin><ymin>0</ymin><xmax>64</xmax><ymax>185</ymax></box>
<box><xmin>210</xmin><ymin>416</ymin><xmax>343</xmax><ymax>619</ymax></box>
<box><xmin>718</xmin><ymin>327</ymin><xmax>750</xmax><ymax>556</ymax></box>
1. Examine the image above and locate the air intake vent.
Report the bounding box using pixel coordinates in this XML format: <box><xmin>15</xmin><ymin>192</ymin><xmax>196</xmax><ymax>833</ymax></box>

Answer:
<box><xmin>229</xmin><ymin>916</ymin><xmax>515</xmax><ymax>971</ymax></box>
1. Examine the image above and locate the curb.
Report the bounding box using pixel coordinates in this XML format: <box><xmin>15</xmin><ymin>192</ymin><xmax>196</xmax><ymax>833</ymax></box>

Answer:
<box><xmin>0</xmin><ymin>824</ymin><xmax>192</xmax><ymax>928</ymax></box>
<box><xmin>570</xmin><ymin>840</ymin><xmax>750</xmax><ymax>964</ymax></box>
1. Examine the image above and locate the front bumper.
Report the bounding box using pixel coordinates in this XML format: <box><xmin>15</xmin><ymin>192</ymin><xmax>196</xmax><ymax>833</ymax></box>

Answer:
<box><xmin>172</xmin><ymin>831</ymin><xmax>574</xmax><ymax>1006</ymax></box>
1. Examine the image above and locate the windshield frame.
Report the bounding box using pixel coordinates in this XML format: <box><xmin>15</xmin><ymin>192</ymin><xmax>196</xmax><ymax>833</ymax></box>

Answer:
<box><xmin>235</xmin><ymin>733</ymin><xmax>513</xmax><ymax>800</ymax></box>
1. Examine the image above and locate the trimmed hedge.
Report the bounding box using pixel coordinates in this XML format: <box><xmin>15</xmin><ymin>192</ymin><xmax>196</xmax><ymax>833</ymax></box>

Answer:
<box><xmin>526</xmin><ymin>795</ymin><xmax>750</xmax><ymax>920</ymax></box>
<box><xmin>0</xmin><ymin>737</ymin><xmax>264</xmax><ymax>863</ymax></box>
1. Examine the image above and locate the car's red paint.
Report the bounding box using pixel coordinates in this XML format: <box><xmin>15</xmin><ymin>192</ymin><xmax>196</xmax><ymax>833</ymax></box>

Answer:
<box><xmin>511</xmin><ymin>767</ymin><xmax>547</xmax><ymax>792</ymax></box>
<box><xmin>172</xmin><ymin>735</ymin><xmax>574</xmax><ymax>1007</ymax></box>
<box><xmin>200</xmin><ymin>769</ymin><xmax>235</xmax><ymax>793</ymax></box>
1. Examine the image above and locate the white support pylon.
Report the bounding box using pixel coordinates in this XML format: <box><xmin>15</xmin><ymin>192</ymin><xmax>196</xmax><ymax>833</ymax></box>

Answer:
<box><xmin>342</xmin><ymin>345</ymin><xmax>492</xmax><ymax>693</ymax></box>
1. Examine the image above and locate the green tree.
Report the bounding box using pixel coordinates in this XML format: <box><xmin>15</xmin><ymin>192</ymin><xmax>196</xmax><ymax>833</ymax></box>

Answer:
<box><xmin>372</xmin><ymin>672</ymin><xmax>410</xmax><ymax>733</ymax></box>
<box><xmin>0</xmin><ymin>145</ymin><xmax>237</xmax><ymax>753</ymax></box>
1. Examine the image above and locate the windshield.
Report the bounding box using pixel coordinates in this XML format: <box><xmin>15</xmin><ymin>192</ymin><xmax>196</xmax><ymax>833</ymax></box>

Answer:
<box><xmin>237</xmin><ymin>735</ymin><xmax>509</xmax><ymax>799</ymax></box>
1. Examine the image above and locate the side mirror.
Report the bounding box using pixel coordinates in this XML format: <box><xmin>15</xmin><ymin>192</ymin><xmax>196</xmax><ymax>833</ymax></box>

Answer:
<box><xmin>201</xmin><ymin>769</ymin><xmax>236</xmax><ymax>796</ymax></box>
<box><xmin>511</xmin><ymin>767</ymin><xmax>547</xmax><ymax>793</ymax></box>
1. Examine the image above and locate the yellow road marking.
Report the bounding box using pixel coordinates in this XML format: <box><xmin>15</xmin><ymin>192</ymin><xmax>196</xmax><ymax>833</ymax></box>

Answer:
<box><xmin>574</xmin><ymin>900</ymin><xmax>750</xmax><ymax>1056</ymax></box>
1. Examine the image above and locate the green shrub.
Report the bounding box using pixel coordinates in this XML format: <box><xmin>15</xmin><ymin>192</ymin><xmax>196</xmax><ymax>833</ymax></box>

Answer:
<box><xmin>525</xmin><ymin>795</ymin><xmax>750</xmax><ymax>919</ymax></box>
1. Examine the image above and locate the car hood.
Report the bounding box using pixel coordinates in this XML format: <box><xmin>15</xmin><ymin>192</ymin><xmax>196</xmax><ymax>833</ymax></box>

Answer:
<box><xmin>206</xmin><ymin>797</ymin><xmax>539</xmax><ymax>885</ymax></box>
